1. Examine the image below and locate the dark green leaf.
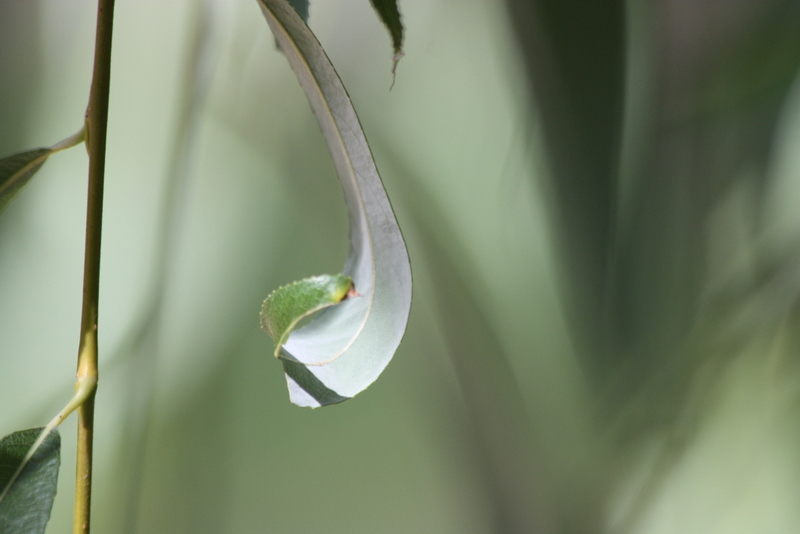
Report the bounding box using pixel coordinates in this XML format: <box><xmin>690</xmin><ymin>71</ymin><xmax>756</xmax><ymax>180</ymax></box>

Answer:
<box><xmin>700</xmin><ymin>6</ymin><xmax>800</xmax><ymax>117</ymax></box>
<box><xmin>286</xmin><ymin>0</ymin><xmax>309</xmax><ymax>23</ymax></box>
<box><xmin>369</xmin><ymin>0</ymin><xmax>404</xmax><ymax>81</ymax></box>
<box><xmin>0</xmin><ymin>148</ymin><xmax>52</xmax><ymax>215</ymax></box>
<box><xmin>369</xmin><ymin>0</ymin><xmax>403</xmax><ymax>57</ymax></box>
<box><xmin>256</xmin><ymin>0</ymin><xmax>412</xmax><ymax>407</ymax></box>
<box><xmin>0</xmin><ymin>428</ymin><xmax>61</xmax><ymax>534</ymax></box>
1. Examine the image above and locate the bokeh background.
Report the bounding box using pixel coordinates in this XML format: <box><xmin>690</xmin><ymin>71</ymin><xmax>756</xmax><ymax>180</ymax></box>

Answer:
<box><xmin>2</xmin><ymin>0</ymin><xmax>800</xmax><ymax>532</ymax></box>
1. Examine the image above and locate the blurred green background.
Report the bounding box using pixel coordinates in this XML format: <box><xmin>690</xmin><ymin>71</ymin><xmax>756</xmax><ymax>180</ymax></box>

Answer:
<box><xmin>2</xmin><ymin>1</ymin><xmax>800</xmax><ymax>533</ymax></box>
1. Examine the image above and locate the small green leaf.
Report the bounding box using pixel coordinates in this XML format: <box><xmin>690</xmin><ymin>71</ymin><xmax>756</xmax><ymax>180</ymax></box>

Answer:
<box><xmin>261</xmin><ymin>274</ymin><xmax>356</xmax><ymax>356</ymax></box>
<box><xmin>0</xmin><ymin>428</ymin><xmax>61</xmax><ymax>534</ymax></box>
<box><xmin>256</xmin><ymin>0</ymin><xmax>412</xmax><ymax>408</ymax></box>
<box><xmin>0</xmin><ymin>148</ymin><xmax>53</xmax><ymax>215</ymax></box>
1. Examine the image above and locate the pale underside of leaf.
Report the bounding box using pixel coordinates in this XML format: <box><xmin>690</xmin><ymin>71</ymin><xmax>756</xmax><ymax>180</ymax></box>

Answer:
<box><xmin>256</xmin><ymin>0</ymin><xmax>412</xmax><ymax>407</ymax></box>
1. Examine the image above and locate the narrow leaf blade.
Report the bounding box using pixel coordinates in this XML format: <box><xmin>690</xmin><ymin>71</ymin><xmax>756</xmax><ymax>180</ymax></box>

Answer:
<box><xmin>369</xmin><ymin>0</ymin><xmax>404</xmax><ymax>57</ymax></box>
<box><xmin>0</xmin><ymin>148</ymin><xmax>52</xmax><ymax>215</ymax></box>
<box><xmin>369</xmin><ymin>0</ymin><xmax>404</xmax><ymax>83</ymax></box>
<box><xmin>0</xmin><ymin>428</ymin><xmax>61</xmax><ymax>534</ymax></box>
<box><xmin>256</xmin><ymin>0</ymin><xmax>412</xmax><ymax>407</ymax></box>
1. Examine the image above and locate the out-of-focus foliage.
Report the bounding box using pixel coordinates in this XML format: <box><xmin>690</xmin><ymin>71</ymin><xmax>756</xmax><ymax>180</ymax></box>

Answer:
<box><xmin>1</xmin><ymin>1</ymin><xmax>799</xmax><ymax>533</ymax></box>
<box><xmin>505</xmin><ymin>0</ymin><xmax>800</xmax><ymax>532</ymax></box>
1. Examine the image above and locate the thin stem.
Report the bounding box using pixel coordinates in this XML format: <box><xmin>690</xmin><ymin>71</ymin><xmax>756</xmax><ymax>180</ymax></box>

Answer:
<box><xmin>74</xmin><ymin>0</ymin><xmax>115</xmax><ymax>532</ymax></box>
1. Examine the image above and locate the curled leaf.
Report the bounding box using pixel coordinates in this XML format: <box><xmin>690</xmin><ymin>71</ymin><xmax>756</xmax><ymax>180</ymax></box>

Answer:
<box><xmin>257</xmin><ymin>0</ymin><xmax>412</xmax><ymax>407</ymax></box>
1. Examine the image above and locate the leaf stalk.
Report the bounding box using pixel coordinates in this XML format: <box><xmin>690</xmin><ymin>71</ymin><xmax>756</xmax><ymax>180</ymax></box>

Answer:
<box><xmin>0</xmin><ymin>342</ymin><xmax>97</xmax><ymax>504</ymax></box>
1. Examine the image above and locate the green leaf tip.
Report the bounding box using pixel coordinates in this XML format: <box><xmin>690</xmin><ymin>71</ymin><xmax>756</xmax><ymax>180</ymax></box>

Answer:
<box><xmin>0</xmin><ymin>427</ymin><xmax>61</xmax><ymax>534</ymax></box>
<box><xmin>261</xmin><ymin>274</ymin><xmax>357</xmax><ymax>357</ymax></box>
<box><xmin>369</xmin><ymin>0</ymin><xmax>405</xmax><ymax>86</ymax></box>
<box><xmin>369</xmin><ymin>0</ymin><xmax>404</xmax><ymax>56</ymax></box>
